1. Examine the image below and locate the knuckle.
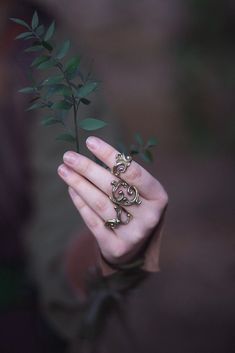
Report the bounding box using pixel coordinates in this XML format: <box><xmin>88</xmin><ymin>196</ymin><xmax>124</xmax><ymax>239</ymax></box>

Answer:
<box><xmin>86</xmin><ymin>215</ymin><xmax>99</xmax><ymax>229</ymax></box>
<box><xmin>145</xmin><ymin>211</ymin><xmax>159</xmax><ymax>229</ymax></box>
<box><xmin>103</xmin><ymin>147</ymin><xmax>114</xmax><ymax>162</ymax></box>
<box><xmin>127</xmin><ymin>163</ymin><xmax>142</xmax><ymax>182</ymax></box>
<box><xmin>94</xmin><ymin>197</ymin><xmax>109</xmax><ymax>213</ymax></box>
<box><xmin>111</xmin><ymin>242</ymin><xmax>127</xmax><ymax>259</ymax></box>
<box><xmin>79</xmin><ymin>158</ymin><xmax>90</xmax><ymax>175</ymax></box>
<box><xmin>158</xmin><ymin>190</ymin><xmax>169</xmax><ymax>208</ymax></box>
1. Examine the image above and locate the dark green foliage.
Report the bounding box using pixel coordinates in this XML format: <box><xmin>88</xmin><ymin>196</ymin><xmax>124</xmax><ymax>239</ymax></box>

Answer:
<box><xmin>11</xmin><ymin>10</ymin><xmax>106</xmax><ymax>152</ymax></box>
<box><xmin>11</xmin><ymin>10</ymin><xmax>157</xmax><ymax>160</ymax></box>
<box><xmin>129</xmin><ymin>134</ymin><xmax>158</xmax><ymax>163</ymax></box>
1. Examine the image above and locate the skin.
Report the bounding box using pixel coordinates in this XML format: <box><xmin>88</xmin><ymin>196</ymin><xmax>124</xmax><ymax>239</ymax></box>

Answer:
<box><xmin>58</xmin><ymin>136</ymin><xmax>168</xmax><ymax>266</ymax></box>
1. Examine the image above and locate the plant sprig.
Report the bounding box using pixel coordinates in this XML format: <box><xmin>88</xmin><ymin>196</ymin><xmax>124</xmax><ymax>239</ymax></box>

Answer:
<box><xmin>11</xmin><ymin>11</ymin><xmax>157</xmax><ymax>162</ymax></box>
<box><xmin>11</xmin><ymin>11</ymin><xmax>106</xmax><ymax>153</ymax></box>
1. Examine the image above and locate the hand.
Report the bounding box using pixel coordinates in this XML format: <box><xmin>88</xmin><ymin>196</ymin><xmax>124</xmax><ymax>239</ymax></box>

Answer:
<box><xmin>58</xmin><ymin>137</ymin><xmax>168</xmax><ymax>267</ymax></box>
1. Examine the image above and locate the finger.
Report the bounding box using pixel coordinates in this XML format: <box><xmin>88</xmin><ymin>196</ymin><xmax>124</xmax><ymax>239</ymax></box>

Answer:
<box><xmin>63</xmin><ymin>151</ymin><xmax>118</xmax><ymax>196</ymax></box>
<box><xmin>67</xmin><ymin>187</ymin><xmax>122</xmax><ymax>258</ymax></box>
<box><xmin>58</xmin><ymin>164</ymin><xmax>126</xmax><ymax>223</ymax></box>
<box><xmin>62</xmin><ymin>151</ymin><xmax>151</xmax><ymax>219</ymax></box>
<box><xmin>85</xmin><ymin>136</ymin><xmax>165</xmax><ymax>200</ymax></box>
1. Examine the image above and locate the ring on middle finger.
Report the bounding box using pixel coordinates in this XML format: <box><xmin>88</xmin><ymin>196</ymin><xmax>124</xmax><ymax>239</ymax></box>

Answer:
<box><xmin>109</xmin><ymin>179</ymin><xmax>141</xmax><ymax>207</ymax></box>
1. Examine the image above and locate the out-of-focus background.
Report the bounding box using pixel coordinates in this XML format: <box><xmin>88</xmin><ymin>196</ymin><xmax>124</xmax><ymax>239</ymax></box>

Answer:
<box><xmin>0</xmin><ymin>0</ymin><xmax>234</xmax><ymax>352</ymax></box>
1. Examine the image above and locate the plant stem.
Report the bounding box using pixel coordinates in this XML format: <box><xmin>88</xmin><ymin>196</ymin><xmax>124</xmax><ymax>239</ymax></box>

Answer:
<box><xmin>73</xmin><ymin>101</ymin><xmax>79</xmax><ymax>153</ymax></box>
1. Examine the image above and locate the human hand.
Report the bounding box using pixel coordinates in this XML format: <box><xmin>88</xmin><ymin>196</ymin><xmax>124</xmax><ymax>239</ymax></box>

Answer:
<box><xmin>58</xmin><ymin>137</ymin><xmax>168</xmax><ymax>267</ymax></box>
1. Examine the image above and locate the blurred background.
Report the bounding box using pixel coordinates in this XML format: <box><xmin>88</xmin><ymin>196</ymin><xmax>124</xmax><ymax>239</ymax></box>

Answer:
<box><xmin>0</xmin><ymin>0</ymin><xmax>234</xmax><ymax>352</ymax></box>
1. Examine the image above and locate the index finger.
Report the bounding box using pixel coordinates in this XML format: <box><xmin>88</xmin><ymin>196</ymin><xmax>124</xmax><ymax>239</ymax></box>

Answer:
<box><xmin>86</xmin><ymin>136</ymin><xmax>163</xmax><ymax>200</ymax></box>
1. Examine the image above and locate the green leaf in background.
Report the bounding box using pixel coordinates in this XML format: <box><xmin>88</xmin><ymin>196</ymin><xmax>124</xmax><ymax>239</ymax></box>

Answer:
<box><xmin>44</xmin><ymin>21</ymin><xmax>55</xmax><ymax>41</ymax></box>
<box><xmin>146</xmin><ymin>137</ymin><xmax>158</xmax><ymax>148</ymax></box>
<box><xmin>140</xmin><ymin>149</ymin><xmax>153</xmax><ymax>163</ymax></box>
<box><xmin>129</xmin><ymin>145</ymin><xmax>139</xmax><ymax>155</ymax></box>
<box><xmin>10</xmin><ymin>17</ymin><xmax>31</xmax><ymax>30</ymax></box>
<box><xmin>36</xmin><ymin>24</ymin><xmax>45</xmax><ymax>36</ymax></box>
<box><xmin>135</xmin><ymin>133</ymin><xmax>143</xmax><ymax>146</ymax></box>
<box><xmin>77</xmin><ymin>82</ymin><xmax>98</xmax><ymax>98</ymax></box>
<box><xmin>52</xmin><ymin>100</ymin><xmax>72</xmax><ymax>110</ymax></box>
<box><xmin>65</xmin><ymin>56</ymin><xmax>80</xmax><ymax>77</ymax></box>
<box><xmin>56</xmin><ymin>133</ymin><xmax>76</xmax><ymax>142</ymax></box>
<box><xmin>41</xmin><ymin>116</ymin><xmax>60</xmax><ymax>126</ymax></box>
<box><xmin>56</xmin><ymin>40</ymin><xmax>70</xmax><ymax>60</ymax></box>
<box><xmin>15</xmin><ymin>31</ymin><xmax>32</xmax><ymax>40</ymax></box>
<box><xmin>26</xmin><ymin>101</ymin><xmax>45</xmax><ymax>111</ymax></box>
<box><xmin>31</xmin><ymin>11</ymin><xmax>39</xmax><ymax>30</ymax></box>
<box><xmin>79</xmin><ymin>118</ymin><xmax>107</xmax><ymax>131</ymax></box>
<box><xmin>31</xmin><ymin>55</ymin><xmax>50</xmax><ymax>67</ymax></box>
<box><xmin>37</xmin><ymin>58</ymin><xmax>56</xmax><ymax>70</ymax></box>
<box><xmin>25</xmin><ymin>44</ymin><xmax>43</xmax><ymax>52</ymax></box>
<box><xmin>46</xmin><ymin>84</ymin><xmax>72</xmax><ymax>98</ymax></box>
<box><xmin>42</xmin><ymin>74</ymin><xmax>64</xmax><ymax>85</ymax></box>
<box><xmin>41</xmin><ymin>41</ymin><xmax>53</xmax><ymax>51</ymax></box>
<box><xmin>18</xmin><ymin>86</ymin><xmax>35</xmax><ymax>94</ymax></box>
<box><xmin>80</xmin><ymin>98</ymin><xmax>91</xmax><ymax>105</ymax></box>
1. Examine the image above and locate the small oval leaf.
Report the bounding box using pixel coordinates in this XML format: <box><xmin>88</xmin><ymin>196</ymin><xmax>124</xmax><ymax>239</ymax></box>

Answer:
<box><xmin>56</xmin><ymin>133</ymin><xmax>76</xmax><ymax>143</ymax></box>
<box><xmin>41</xmin><ymin>117</ymin><xmax>60</xmax><ymax>126</ymax></box>
<box><xmin>77</xmin><ymin>82</ymin><xmax>98</xmax><ymax>98</ymax></box>
<box><xmin>10</xmin><ymin>18</ymin><xmax>30</xmax><ymax>30</ymax></box>
<box><xmin>79</xmin><ymin>118</ymin><xmax>107</xmax><ymax>131</ymax></box>
<box><xmin>56</xmin><ymin>40</ymin><xmax>70</xmax><ymax>60</ymax></box>
<box><xmin>52</xmin><ymin>100</ymin><xmax>72</xmax><ymax>110</ymax></box>
<box><xmin>44</xmin><ymin>21</ymin><xmax>55</xmax><ymax>41</ymax></box>
<box><xmin>18</xmin><ymin>87</ymin><xmax>35</xmax><ymax>94</ymax></box>
<box><xmin>31</xmin><ymin>11</ymin><xmax>39</xmax><ymax>30</ymax></box>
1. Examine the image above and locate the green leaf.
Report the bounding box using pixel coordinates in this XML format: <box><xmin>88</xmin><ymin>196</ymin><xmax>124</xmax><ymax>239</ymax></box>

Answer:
<box><xmin>79</xmin><ymin>118</ymin><xmax>107</xmax><ymax>131</ymax></box>
<box><xmin>56</xmin><ymin>40</ymin><xmax>70</xmax><ymax>60</ymax></box>
<box><xmin>129</xmin><ymin>144</ymin><xmax>139</xmax><ymax>155</ymax></box>
<box><xmin>26</xmin><ymin>102</ymin><xmax>44</xmax><ymax>111</ymax></box>
<box><xmin>31</xmin><ymin>55</ymin><xmax>50</xmax><ymax>67</ymax></box>
<box><xmin>77</xmin><ymin>82</ymin><xmax>98</xmax><ymax>98</ymax></box>
<box><xmin>80</xmin><ymin>98</ymin><xmax>91</xmax><ymax>105</ymax></box>
<box><xmin>46</xmin><ymin>84</ymin><xmax>72</xmax><ymax>98</ymax></box>
<box><xmin>52</xmin><ymin>100</ymin><xmax>72</xmax><ymax>110</ymax></box>
<box><xmin>10</xmin><ymin>18</ymin><xmax>31</xmax><ymax>30</ymax></box>
<box><xmin>56</xmin><ymin>133</ymin><xmax>76</xmax><ymax>143</ymax></box>
<box><xmin>42</xmin><ymin>41</ymin><xmax>53</xmax><ymax>51</ymax></box>
<box><xmin>44</xmin><ymin>21</ymin><xmax>55</xmax><ymax>41</ymax></box>
<box><xmin>18</xmin><ymin>87</ymin><xmax>35</xmax><ymax>94</ymax></box>
<box><xmin>41</xmin><ymin>116</ymin><xmax>60</xmax><ymax>126</ymax></box>
<box><xmin>31</xmin><ymin>11</ymin><xmax>39</xmax><ymax>30</ymax></box>
<box><xmin>42</xmin><ymin>74</ymin><xmax>64</xmax><ymax>85</ymax></box>
<box><xmin>15</xmin><ymin>31</ymin><xmax>32</xmax><ymax>40</ymax></box>
<box><xmin>146</xmin><ymin>137</ymin><xmax>158</xmax><ymax>148</ymax></box>
<box><xmin>65</xmin><ymin>56</ymin><xmax>80</xmax><ymax>76</ymax></box>
<box><xmin>36</xmin><ymin>24</ymin><xmax>45</xmax><ymax>36</ymax></box>
<box><xmin>140</xmin><ymin>150</ymin><xmax>153</xmax><ymax>163</ymax></box>
<box><xmin>25</xmin><ymin>45</ymin><xmax>43</xmax><ymax>52</ymax></box>
<box><xmin>37</xmin><ymin>58</ymin><xmax>56</xmax><ymax>70</ymax></box>
<box><xmin>135</xmin><ymin>133</ymin><xmax>143</xmax><ymax>146</ymax></box>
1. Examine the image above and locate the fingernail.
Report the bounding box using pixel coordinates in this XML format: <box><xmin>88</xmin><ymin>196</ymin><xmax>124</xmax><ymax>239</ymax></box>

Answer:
<box><xmin>58</xmin><ymin>165</ymin><xmax>68</xmax><ymax>177</ymax></box>
<box><xmin>86</xmin><ymin>136</ymin><xmax>100</xmax><ymax>150</ymax></box>
<box><xmin>63</xmin><ymin>151</ymin><xmax>77</xmax><ymax>165</ymax></box>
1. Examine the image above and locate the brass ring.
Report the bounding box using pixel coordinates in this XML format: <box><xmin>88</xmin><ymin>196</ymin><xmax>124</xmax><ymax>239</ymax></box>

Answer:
<box><xmin>112</xmin><ymin>153</ymin><xmax>132</xmax><ymax>177</ymax></box>
<box><xmin>104</xmin><ymin>153</ymin><xmax>141</xmax><ymax>229</ymax></box>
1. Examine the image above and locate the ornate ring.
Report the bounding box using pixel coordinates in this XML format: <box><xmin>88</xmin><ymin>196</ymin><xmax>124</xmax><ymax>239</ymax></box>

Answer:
<box><xmin>104</xmin><ymin>153</ymin><xmax>141</xmax><ymax>229</ymax></box>
<box><xmin>112</xmin><ymin>153</ymin><xmax>132</xmax><ymax>177</ymax></box>
<box><xmin>104</xmin><ymin>206</ymin><xmax>132</xmax><ymax>230</ymax></box>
